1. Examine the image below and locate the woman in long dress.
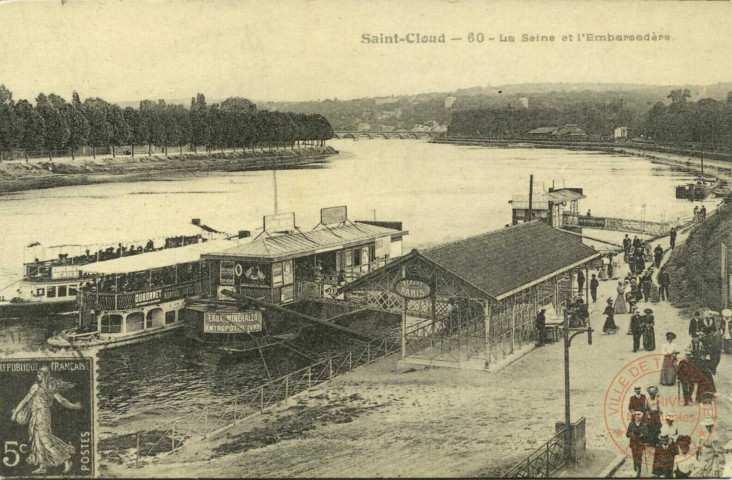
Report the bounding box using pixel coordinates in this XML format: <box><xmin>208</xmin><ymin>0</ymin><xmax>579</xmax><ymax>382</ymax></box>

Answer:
<box><xmin>722</xmin><ymin>310</ymin><xmax>732</xmax><ymax>354</ymax></box>
<box><xmin>614</xmin><ymin>281</ymin><xmax>628</xmax><ymax>314</ymax></box>
<box><xmin>650</xmin><ymin>276</ymin><xmax>661</xmax><ymax>303</ymax></box>
<box><xmin>10</xmin><ymin>366</ymin><xmax>82</xmax><ymax>474</ymax></box>
<box><xmin>645</xmin><ymin>385</ymin><xmax>663</xmax><ymax>445</ymax></box>
<box><xmin>603</xmin><ymin>298</ymin><xmax>618</xmax><ymax>333</ymax></box>
<box><xmin>660</xmin><ymin>332</ymin><xmax>679</xmax><ymax>386</ymax></box>
<box><xmin>643</xmin><ymin>308</ymin><xmax>656</xmax><ymax>351</ymax></box>
<box><xmin>599</xmin><ymin>256</ymin><xmax>609</xmax><ymax>280</ymax></box>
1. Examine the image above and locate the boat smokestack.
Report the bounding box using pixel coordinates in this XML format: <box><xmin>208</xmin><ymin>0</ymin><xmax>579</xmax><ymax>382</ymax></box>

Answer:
<box><xmin>191</xmin><ymin>218</ymin><xmax>201</xmax><ymax>226</ymax></box>
<box><xmin>528</xmin><ymin>175</ymin><xmax>534</xmax><ymax>221</ymax></box>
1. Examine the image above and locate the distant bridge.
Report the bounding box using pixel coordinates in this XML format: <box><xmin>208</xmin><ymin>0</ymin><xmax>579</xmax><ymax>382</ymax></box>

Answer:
<box><xmin>332</xmin><ymin>131</ymin><xmax>440</xmax><ymax>140</ymax></box>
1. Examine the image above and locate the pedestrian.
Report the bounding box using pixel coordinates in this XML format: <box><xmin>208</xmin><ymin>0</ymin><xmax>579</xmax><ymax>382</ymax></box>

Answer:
<box><xmin>643</xmin><ymin>308</ymin><xmax>656</xmax><ymax>351</ymax></box>
<box><xmin>654</xmin><ymin>244</ymin><xmax>664</xmax><ymax>268</ymax></box>
<box><xmin>628</xmin><ymin>386</ymin><xmax>648</xmax><ymax>413</ymax></box>
<box><xmin>649</xmin><ymin>273</ymin><xmax>661</xmax><ymax>303</ymax></box>
<box><xmin>701</xmin><ymin>205</ymin><xmax>707</xmax><ymax>221</ymax></box>
<box><xmin>658</xmin><ymin>269</ymin><xmax>670</xmax><ymax>301</ymax></box>
<box><xmin>652</xmin><ymin>434</ymin><xmax>677</xmax><ymax>479</ymax></box>
<box><xmin>633</xmin><ymin>235</ymin><xmax>642</xmax><ymax>251</ymax></box>
<box><xmin>623</xmin><ymin>234</ymin><xmax>631</xmax><ymax>258</ymax></box>
<box><xmin>645</xmin><ymin>385</ymin><xmax>662</xmax><ymax>445</ymax></box>
<box><xmin>644</xmin><ymin>241</ymin><xmax>653</xmax><ymax>263</ymax></box>
<box><xmin>689</xmin><ymin>311</ymin><xmax>702</xmax><ymax>337</ymax></box>
<box><xmin>535</xmin><ymin>308</ymin><xmax>547</xmax><ymax>347</ymax></box>
<box><xmin>576</xmin><ymin>268</ymin><xmax>585</xmax><ymax>296</ymax></box>
<box><xmin>708</xmin><ymin>324</ymin><xmax>722</xmax><ymax>375</ymax></box>
<box><xmin>642</xmin><ymin>273</ymin><xmax>652</xmax><ymax>302</ymax></box>
<box><xmin>626</xmin><ymin>410</ymin><xmax>648</xmax><ymax>478</ymax></box>
<box><xmin>608</xmin><ymin>253</ymin><xmax>616</xmax><ymax>279</ymax></box>
<box><xmin>695</xmin><ymin>332</ymin><xmax>716</xmax><ymax>404</ymax></box>
<box><xmin>599</xmin><ymin>255</ymin><xmax>609</xmax><ymax>280</ymax></box>
<box><xmin>603</xmin><ymin>298</ymin><xmax>618</xmax><ymax>334</ymax></box>
<box><xmin>701</xmin><ymin>311</ymin><xmax>717</xmax><ymax>336</ymax></box>
<box><xmin>659</xmin><ymin>332</ymin><xmax>679</xmax><ymax>386</ymax></box>
<box><xmin>614</xmin><ymin>281</ymin><xmax>628</xmax><ymax>314</ymax></box>
<box><xmin>590</xmin><ymin>274</ymin><xmax>599</xmax><ymax>303</ymax></box>
<box><xmin>634</xmin><ymin>252</ymin><xmax>646</xmax><ymax>278</ymax></box>
<box><xmin>673</xmin><ymin>435</ymin><xmax>696</xmax><ymax>478</ymax></box>
<box><xmin>677</xmin><ymin>349</ymin><xmax>696</xmax><ymax>406</ymax></box>
<box><xmin>631</xmin><ymin>312</ymin><xmax>644</xmax><ymax>352</ymax></box>
<box><xmin>659</xmin><ymin>415</ymin><xmax>679</xmax><ymax>444</ymax></box>
<box><xmin>694</xmin><ymin>418</ymin><xmax>722</xmax><ymax>478</ymax></box>
<box><xmin>722</xmin><ymin>309</ymin><xmax>732</xmax><ymax>354</ymax></box>
<box><xmin>669</xmin><ymin>227</ymin><xmax>677</xmax><ymax>250</ymax></box>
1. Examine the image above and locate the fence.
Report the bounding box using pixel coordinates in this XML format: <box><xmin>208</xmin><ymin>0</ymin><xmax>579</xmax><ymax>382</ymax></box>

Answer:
<box><xmin>130</xmin><ymin>336</ymin><xmax>400</xmax><ymax>465</ymax></box>
<box><xmin>501</xmin><ymin>430</ymin><xmax>567</xmax><ymax>478</ymax></box>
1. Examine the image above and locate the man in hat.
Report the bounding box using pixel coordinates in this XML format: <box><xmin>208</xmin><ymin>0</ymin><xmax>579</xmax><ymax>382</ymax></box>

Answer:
<box><xmin>677</xmin><ymin>348</ymin><xmax>698</xmax><ymax>406</ymax></box>
<box><xmin>626</xmin><ymin>410</ymin><xmax>648</xmax><ymax>478</ymax></box>
<box><xmin>630</xmin><ymin>312</ymin><xmax>644</xmax><ymax>353</ymax></box>
<box><xmin>669</xmin><ymin>227</ymin><xmax>677</xmax><ymax>250</ymax></box>
<box><xmin>708</xmin><ymin>323</ymin><xmax>723</xmax><ymax>374</ymax></box>
<box><xmin>628</xmin><ymin>386</ymin><xmax>647</xmax><ymax>414</ymax></box>
<box><xmin>658</xmin><ymin>268</ymin><xmax>671</xmax><ymax>301</ymax></box>
<box><xmin>654</xmin><ymin>244</ymin><xmax>664</xmax><ymax>268</ymax></box>
<box><xmin>701</xmin><ymin>312</ymin><xmax>717</xmax><ymax>336</ymax></box>
<box><xmin>689</xmin><ymin>311</ymin><xmax>702</xmax><ymax>338</ymax></box>
<box><xmin>576</xmin><ymin>268</ymin><xmax>585</xmax><ymax>296</ymax></box>
<box><xmin>590</xmin><ymin>274</ymin><xmax>599</xmax><ymax>303</ymax></box>
<box><xmin>535</xmin><ymin>308</ymin><xmax>547</xmax><ymax>347</ymax></box>
<box><xmin>652</xmin><ymin>433</ymin><xmax>677</xmax><ymax>478</ymax></box>
<box><xmin>623</xmin><ymin>234</ymin><xmax>632</xmax><ymax>258</ymax></box>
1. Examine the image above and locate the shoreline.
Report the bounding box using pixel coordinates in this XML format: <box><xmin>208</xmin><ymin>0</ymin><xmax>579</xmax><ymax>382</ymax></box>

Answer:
<box><xmin>0</xmin><ymin>146</ymin><xmax>338</xmax><ymax>195</ymax></box>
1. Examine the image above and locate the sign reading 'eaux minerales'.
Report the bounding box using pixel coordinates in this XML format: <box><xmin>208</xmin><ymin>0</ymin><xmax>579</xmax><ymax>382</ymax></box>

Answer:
<box><xmin>203</xmin><ymin>310</ymin><xmax>263</xmax><ymax>334</ymax></box>
<box><xmin>394</xmin><ymin>278</ymin><xmax>432</xmax><ymax>299</ymax></box>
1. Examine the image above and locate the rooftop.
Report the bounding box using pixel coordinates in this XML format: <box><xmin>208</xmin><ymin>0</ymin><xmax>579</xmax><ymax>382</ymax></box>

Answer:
<box><xmin>510</xmin><ymin>188</ymin><xmax>585</xmax><ymax>210</ymax></box>
<box><xmin>342</xmin><ymin>221</ymin><xmax>600</xmax><ymax>301</ymax></box>
<box><xmin>205</xmin><ymin>222</ymin><xmax>408</xmax><ymax>261</ymax></box>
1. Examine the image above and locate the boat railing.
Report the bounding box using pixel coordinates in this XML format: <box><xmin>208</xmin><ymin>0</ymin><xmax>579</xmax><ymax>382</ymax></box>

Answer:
<box><xmin>82</xmin><ymin>280</ymin><xmax>200</xmax><ymax>311</ymax></box>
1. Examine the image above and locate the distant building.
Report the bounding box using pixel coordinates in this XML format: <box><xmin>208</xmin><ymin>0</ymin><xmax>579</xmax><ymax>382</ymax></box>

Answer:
<box><xmin>613</xmin><ymin>126</ymin><xmax>628</xmax><ymax>139</ymax></box>
<box><xmin>527</xmin><ymin>124</ymin><xmax>587</xmax><ymax>139</ymax></box>
<box><xmin>518</xmin><ymin>97</ymin><xmax>529</xmax><ymax>108</ymax></box>
<box><xmin>444</xmin><ymin>96</ymin><xmax>457</xmax><ymax>109</ymax></box>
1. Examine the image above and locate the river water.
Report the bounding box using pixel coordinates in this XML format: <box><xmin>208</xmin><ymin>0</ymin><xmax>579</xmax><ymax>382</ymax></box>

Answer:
<box><xmin>0</xmin><ymin>139</ymin><xmax>714</xmax><ymax>434</ymax></box>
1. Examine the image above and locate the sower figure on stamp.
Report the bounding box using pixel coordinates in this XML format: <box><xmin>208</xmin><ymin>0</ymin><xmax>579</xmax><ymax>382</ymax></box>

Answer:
<box><xmin>627</xmin><ymin>410</ymin><xmax>648</xmax><ymax>478</ymax></box>
<box><xmin>10</xmin><ymin>366</ymin><xmax>82</xmax><ymax>474</ymax></box>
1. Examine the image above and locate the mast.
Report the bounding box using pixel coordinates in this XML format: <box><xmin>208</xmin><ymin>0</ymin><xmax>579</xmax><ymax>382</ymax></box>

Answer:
<box><xmin>273</xmin><ymin>170</ymin><xmax>278</xmax><ymax>214</ymax></box>
<box><xmin>700</xmin><ymin>144</ymin><xmax>704</xmax><ymax>181</ymax></box>
<box><xmin>528</xmin><ymin>174</ymin><xmax>534</xmax><ymax>221</ymax></box>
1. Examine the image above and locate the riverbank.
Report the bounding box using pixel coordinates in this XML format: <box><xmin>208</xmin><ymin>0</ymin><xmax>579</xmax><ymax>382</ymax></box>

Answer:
<box><xmin>101</xmin><ymin>224</ymin><xmax>728</xmax><ymax>478</ymax></box>
<box><xmin>0</xmin><ymin>146</ymin><xmax>337</xmax><ymax>194</ymax></box>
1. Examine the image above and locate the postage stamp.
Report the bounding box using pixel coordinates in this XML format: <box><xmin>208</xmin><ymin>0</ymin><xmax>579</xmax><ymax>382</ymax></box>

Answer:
<box><xmin>0</xmin><ymin>357</ymin><xmax>95</xmax><ymax>478</ymax></box>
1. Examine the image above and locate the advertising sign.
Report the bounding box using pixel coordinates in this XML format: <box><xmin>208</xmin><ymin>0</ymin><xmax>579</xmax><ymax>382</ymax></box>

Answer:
<box><xmin>321</xmin><ymin>205</ymin><xmax>347</xmax><ymax>225</ymax></box>
<box><xmin>203</xmin><ymin>310</ymin><xmax>263</xmax><ymax>333</ymax></box>
<box><xmin>134</xmin><ymin>289</ymin><xmax>162</xmax><ymax>307</ymax></box>
<box><xmin>264</xmin><ymin>212</ymin><xmax>295</xmax><ymax>233</ymax></box>
<box><xmin>395</xmin><ymin>278</ymin><xmax>432</xmax><ymax>299</ymax></box>
<box><xmin>51</xmin><ymin>265</ymin><xmax>80</xmax><ymax>280</ymax></box>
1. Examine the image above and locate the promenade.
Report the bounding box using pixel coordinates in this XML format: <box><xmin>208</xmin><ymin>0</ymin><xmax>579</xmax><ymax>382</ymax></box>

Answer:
<box><xmin>102</xmin><ymin>227</ymin><xmax>728</xmax><ymax>478</ymax></box>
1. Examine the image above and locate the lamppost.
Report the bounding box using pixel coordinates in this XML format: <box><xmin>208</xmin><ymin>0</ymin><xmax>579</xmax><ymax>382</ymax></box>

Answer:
<box><xmin>562</xmin><ymin>306</ymin><xmax>592</xmax><ymax>463</ymax></box>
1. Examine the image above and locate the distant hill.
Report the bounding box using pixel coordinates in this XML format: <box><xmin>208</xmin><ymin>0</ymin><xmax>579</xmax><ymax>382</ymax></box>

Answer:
<box><xmin>257</xmin><ymin>82</ymin><xmax>732</xmax><ymax>132</ymax></box>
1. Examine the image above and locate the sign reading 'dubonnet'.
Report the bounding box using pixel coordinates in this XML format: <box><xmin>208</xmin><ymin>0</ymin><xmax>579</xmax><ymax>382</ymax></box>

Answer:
<box><xmin>395</xmin><ymin>278</ymin><xmax>432</xmax><ymax>299</ymax></box>
<box><xmin>321</xmin><ymin>205</ymin><xmax>347</xmax><ymax>225</ymax></box>
<box><xmin>203</xmin><ymin>311</ymin><xmax>263</xmax><ymax>333</ymax></box>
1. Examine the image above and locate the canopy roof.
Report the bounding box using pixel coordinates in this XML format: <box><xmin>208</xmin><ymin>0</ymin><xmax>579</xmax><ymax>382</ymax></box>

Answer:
<box><xmin>342</xmin><ymin>221</ymin><xmax>600</xmax><ymax>301</ymax></box>
<box><xmin>204</xmin><ymin>222</ymin><xmax>408</xmax><ymax>262</ymax></box>
<box><xmin>80</xmin><ymin>238</ymin><xmax>242</xmax><ymax>275</ymax></box>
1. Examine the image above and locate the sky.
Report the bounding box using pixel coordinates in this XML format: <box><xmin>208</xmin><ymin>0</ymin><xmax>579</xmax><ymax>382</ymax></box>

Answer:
<box><xmin>0</xmin><ymin>0</ymin><xmax>731</xmax><ymax>104</ymax></box>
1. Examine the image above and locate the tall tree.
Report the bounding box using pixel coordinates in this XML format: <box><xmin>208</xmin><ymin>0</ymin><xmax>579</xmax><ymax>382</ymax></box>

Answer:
<box><xmin>63</xmin><ymin>102</ymin><xmax>89</xmax><ymax>160</ymax></box>
<box><xmin>108</xmin><ymin>104</ymin><xmax>131</xmax><ymax>158</ymax></box>
<box><xmin>123</xmin><ymin>107</ymin><xmax>144</xmax><ymax>157</ymax></box>
<box><xmin>189</xmin><ymin>93</ymin><xmax>210</xmax><ymax>154</ymax></box>
<box><xmin>35</xmin><ymin>94</ymin><xmax>69</xmax><ymax>160</ymax></box>
<box><xmin>83</xmin><ymin>98</ymin><xmax>112</xmax><ymax>158</ymax></box>
<box><xmin>13</xmin><ymin>100</ymin><xmax>45</xmax><ymax>161</ymax></box>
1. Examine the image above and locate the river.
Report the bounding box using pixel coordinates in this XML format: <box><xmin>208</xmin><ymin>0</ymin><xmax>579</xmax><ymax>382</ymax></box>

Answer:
<box><xmin>0</xmin><ymin>139</ymin><xmax>715</xmax><ymax>437</ymax></box>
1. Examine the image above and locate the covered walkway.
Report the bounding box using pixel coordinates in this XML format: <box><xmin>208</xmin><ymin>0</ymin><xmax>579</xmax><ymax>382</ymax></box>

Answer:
<box><xmin>340</xmin><ymin>221</ymin><xmax>602</xmax><ymax>369</ymax></box>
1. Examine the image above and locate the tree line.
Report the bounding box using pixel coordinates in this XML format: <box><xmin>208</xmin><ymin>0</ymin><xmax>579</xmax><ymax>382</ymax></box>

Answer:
<box><xmin>0</xmin><ymin>86</ymin><xmax>334</xmax><ymax>161</ymax></box>
<box><xmin>448</xmin><ymin>89</ymin><xmax>732</xmax><ymax>151</ymax></box>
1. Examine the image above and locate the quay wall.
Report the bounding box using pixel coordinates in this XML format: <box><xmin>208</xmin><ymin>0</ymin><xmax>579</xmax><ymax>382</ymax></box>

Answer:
<box><xmin>0</xmin><ymin>146</ymin><xmax>338</xmax><ymax>194</ymax></box>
